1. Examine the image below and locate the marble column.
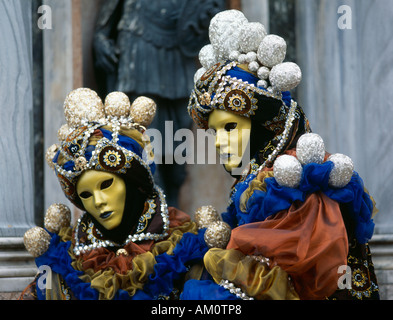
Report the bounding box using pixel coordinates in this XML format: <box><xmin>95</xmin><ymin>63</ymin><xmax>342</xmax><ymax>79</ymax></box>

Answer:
<box><xmin>0</xmin><ymin>0</ymin><xmax>35</xmax><ymax>237</ymax></box>
<box><xmin>295</xmin><ymin>0</ymin><xmax>393</xmax><ymax>299</ymax></box>
<box><xmin>0</xmin><ymin>0</ymin><xmax>78</xmax><ymax>294</ymax></box>
<box><xmin>242</xmin><ymin>0</ymin><xmax>269</xmax><ymax>31</ymax></box>
<box><xmin>43</xmin><ymin>0</ymin><xmax>75</xmax><ymax>211</ymax></box>
<box><xmin>0</xmin><ymin>0</ymin><xmax>37</xmax><ymax>292</ymax></box>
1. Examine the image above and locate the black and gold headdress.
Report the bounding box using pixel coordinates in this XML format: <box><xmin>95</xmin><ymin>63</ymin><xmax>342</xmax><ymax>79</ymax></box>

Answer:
<box><xmin>188</xmin><ymin>9</ymin><xmax>309</xmax><ymax>170</ymax></box>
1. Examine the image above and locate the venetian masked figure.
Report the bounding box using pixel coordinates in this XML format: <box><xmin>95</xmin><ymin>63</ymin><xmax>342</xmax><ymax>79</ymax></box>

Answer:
<box><xmin>184</xmin><ymin>10</ymin><xmax>379</xmax><ymax>300</ymax></box>
<box><xmin>21</xmin><ymin>89</ymin><xmax>211</xmax><ymax>300</ymax></box>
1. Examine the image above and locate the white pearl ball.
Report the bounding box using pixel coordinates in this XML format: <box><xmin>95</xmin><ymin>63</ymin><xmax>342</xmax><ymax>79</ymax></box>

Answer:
<box><xmin>238</xmin><ymin>53</ymin><xmax>247</xmax><ymax>64</ymax></box>
<box><xmin>245</xmin><ymin>51</ymin><xmax>257</xmax><ymax>63</ymax></box>
<box><xmin>296</xmin><ymin>133</ymin><xmax>325</xmax><ymax>165</ymax></box>
<box><xmin>257</xmin><ymin>35</ymin><xmax>287</xmax><ymax>68</ymax></box>
<box><xmin>209</xmin><ymin>10</ymin><xmax>248</xmax><ymax>60</ymax></box>
<box><xmin>257</xmin><ymin>66</ymin><xmax>270</xmax><ymax>80</ymax></box>
<box><xmin>248</xmin><ymin>61</ymin><xmax>259</xmax><ymax>72</ymax></box>
<box><xmin>257</xmin><ymin>80</ymin><xmax>268</xmax><ymax>88</ymax></box>
<box><xmin>239</xmin><ymin>22</ymin><xmax>267</xmax><ymax>53</ymax></box>
<box><xmin>229</xmin><ymin>50</ymin><xmax>240</xmax><ymax>61</ymax></box>
<box><xmin>199</xmin><ymin>44</ymin><xmax>217</xmax><ymax>70</ymax></box>
<box><xmin>194</xmin><ymin>67</ymin><xmax>206</xmax><ymax>83</ymax></box>
<box><xmin>273</xmin><ymin>155</ymin><xmax>303</xmax><ymax>188</ymax></box>
<box><xmin>327</xmin><ymin>153</ymin><xmax>354</xmax><ymax>188</ymax></box>
<box><xmin>269</xmin><ymin>62</ymin><xmax>302</xmax><ymax>92</ymax></box>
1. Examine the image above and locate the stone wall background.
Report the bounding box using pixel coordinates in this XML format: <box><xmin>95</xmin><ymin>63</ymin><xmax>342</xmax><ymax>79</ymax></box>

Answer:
<box><xmin>295</xmin><ymin>0</ymin><xmax>393</xmax><ymax>299</ymax></box>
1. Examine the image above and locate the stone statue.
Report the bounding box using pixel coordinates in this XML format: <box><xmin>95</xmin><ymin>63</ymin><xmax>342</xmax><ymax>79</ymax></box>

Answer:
<box><xmin>92</xmin><ymin>0</ymin><xmax>226</xmax><ymax>207</ymax></box>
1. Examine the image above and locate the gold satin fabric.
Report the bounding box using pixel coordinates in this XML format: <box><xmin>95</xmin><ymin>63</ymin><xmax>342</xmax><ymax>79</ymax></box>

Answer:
<box><xmin>240</xmin><ymin>170</ymin><xmax>274</xmax><ymax>212</ymax></box>
<box><xmin>204</xmin><ymin>248</ymin><xmax>299</xmax><ymax>300</ymax></box>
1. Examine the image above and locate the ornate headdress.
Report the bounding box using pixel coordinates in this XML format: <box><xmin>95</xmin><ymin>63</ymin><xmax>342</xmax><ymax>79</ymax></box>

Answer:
<box><xmin>46</xmin><ymin>88</ymin><xmax>158</xmax><ymax>209</ymax></box>
<box><xmin>188</xmin><ymin>10</ymin><xmax>309</xmax><ymax>170</ymax></box>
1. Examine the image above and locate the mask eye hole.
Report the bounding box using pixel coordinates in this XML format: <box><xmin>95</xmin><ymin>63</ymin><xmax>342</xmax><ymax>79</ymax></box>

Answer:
<box><xmin>224</xmin><ymin>122</ymin><xmax>237</xmax><ymax>132</ymax></box>
<box><xmin>100</xmin><ymin>178</ymin><xmax>113</xmax><ymax>190</ymax></box>
<box><xmin>79</xmin><ymin>191</ymin><xmax>92</xmax><ymax>199</ymax></box>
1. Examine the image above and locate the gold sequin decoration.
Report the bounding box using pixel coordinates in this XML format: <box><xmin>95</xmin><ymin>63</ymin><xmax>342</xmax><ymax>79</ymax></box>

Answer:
<box><xmin>23</xmin><ymin>227</ymin><xmax>51</xmax><ymax>257</ymax></box>
<box><xmin>194</xmin><ymin>205</ymin><xmax>221</xmax><ymax>230</ymax></box>
<box><xmin>204</xmin><ymin>221</ymin><xmax>232</xmax><ymax>249</ymax></box>
<box><xmin>44</xmin><ymin>203</ymin><xmax>72</xmax><ymax>234</ymax></box>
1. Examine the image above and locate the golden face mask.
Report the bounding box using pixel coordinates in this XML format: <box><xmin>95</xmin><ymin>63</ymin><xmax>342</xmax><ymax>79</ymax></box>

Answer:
<box><xmin>76</xmin><ymin>170</ymin><xmax>126</xmax><ymax>230</ymax></box>
<box><xmin>208</xmin><ymin>109</ymin><xmax>251</xmax><ymax>172</ymax></box>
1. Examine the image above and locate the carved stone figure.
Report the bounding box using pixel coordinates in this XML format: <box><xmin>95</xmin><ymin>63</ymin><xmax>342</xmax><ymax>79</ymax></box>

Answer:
<box><xmin>92</xmin><ymin>0</ymin><xmax>226</xmax><ymax>206</ymax></box>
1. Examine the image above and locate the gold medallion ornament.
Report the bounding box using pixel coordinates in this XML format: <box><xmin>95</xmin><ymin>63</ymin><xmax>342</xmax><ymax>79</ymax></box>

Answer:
<box><xmin>225</xmin><ymin>90</ymin><xmax>249</xmax><ymax>114</ymax></box>
<box><xmin>227</xmin><ymin>92</ymin><xmax>247</xmax><ymax>112</ymax></box>
<box><xmin>99</xmin><ymin>146</ymin><xmax>126</xmax><ymax>171</ymax></box>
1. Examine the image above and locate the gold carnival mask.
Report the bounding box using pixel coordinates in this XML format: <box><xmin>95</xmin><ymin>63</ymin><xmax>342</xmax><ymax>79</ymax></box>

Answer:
<box><xmin>208</xmin><ymin>109</ymin><xmax>251</xmax><ymax>172</ymax></box>
<box><xmin>76</xmin><ymin>170</ymin><xmax>126</xmax><ymax>230</ymax></box>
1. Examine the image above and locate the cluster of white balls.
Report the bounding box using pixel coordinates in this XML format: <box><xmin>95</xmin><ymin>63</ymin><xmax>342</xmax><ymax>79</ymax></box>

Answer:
<box><xmin>196</xmin><ymin>9</ymin><xmax>302</xmax><ymax>93</ymax></box>
<box><xmin>273</xmin><ymin>133</ymin><xmax>354</xmax><ymax>189</ymax></box>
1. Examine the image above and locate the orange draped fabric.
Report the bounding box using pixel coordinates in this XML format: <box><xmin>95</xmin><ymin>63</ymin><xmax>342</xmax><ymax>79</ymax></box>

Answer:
<box><xmin>227</xmin><ymin>192</ymin><xmax>348</xmax><ymax>300</ymax></box>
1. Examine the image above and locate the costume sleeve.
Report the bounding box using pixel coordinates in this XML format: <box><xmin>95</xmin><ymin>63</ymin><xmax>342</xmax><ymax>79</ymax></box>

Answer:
<box><xmin>227</xmin><ymin>192</ymin><xmax>349</xmax><ymax>300</ymax></box>
<box><xmin>204</xmin><ymin>248</ymin><xmax>299</xmax><ymax>300</ymax></box>
<box><xmin>19</xmin><ymin>279</ymin><xmax>38</xmax><ymax>300</ymax></box>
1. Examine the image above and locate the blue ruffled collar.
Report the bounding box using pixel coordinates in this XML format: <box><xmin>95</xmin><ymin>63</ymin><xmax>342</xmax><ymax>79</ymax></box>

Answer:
<box><xmin>222</xmin><ymin>161</ymin><xmax>375</xmax><ymax>244</ymax></box>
